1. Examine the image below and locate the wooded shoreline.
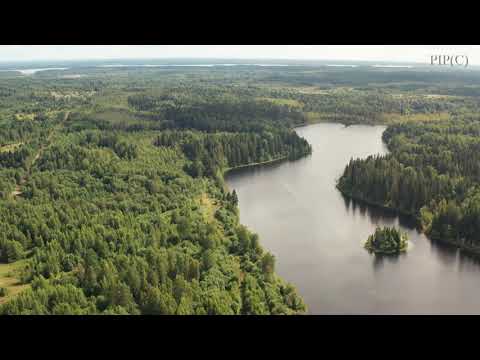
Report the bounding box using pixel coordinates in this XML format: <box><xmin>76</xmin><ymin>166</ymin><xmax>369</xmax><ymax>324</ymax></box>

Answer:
<box><xmin>223</xmin><ymin>156</ymin><xmax>288</xmax><ymax>175</ymax></box>
<box><xmin>337</xmin><ymin>184</ymin><xmax>480</xmax><ymax>259</ymax></box>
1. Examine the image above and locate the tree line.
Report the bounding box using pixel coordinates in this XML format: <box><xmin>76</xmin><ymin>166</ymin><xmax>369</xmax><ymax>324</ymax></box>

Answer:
<box><xmin>154</xmin><ymin>130</ymin><xmax>312</xmax><ymax>178</ymax></box>
<box><xmin>338</xmin><ymin>116</ymin><xmax>480</xmax><ymax>251</ymax></box>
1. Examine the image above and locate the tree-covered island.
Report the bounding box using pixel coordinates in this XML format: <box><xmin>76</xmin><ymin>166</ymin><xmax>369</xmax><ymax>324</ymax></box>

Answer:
<box><xmin>364</xmin><ymin>227</ymin><xmax>408</xmax><ymax>255</ymax></box>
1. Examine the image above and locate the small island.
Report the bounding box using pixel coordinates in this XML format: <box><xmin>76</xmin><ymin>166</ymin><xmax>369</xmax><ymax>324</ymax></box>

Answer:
<box><xmin>365</xmin><ymin>226</ymin><xmax>408</xmax><ymax>255</ymax></box>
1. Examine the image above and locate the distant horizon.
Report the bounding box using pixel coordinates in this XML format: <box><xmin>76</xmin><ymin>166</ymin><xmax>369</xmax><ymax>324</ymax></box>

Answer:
<box><xmin>1</xmin><ymin>45</ymin><xmax>479</xmax><ymax>65</ymax></box>
<box><xmin>0</xmin><ymin>57</ymin><xmax>471</xmax><ymax>69</ymax></box>
<box><xmin>0</xmin><ymin>57</ymin><xmax>426</xmax><ymax>64</ymax></box>
<box><xmin>1</xmin><ymin>58</ymin><xmax>479</xmax><ymax>73</ymax></box>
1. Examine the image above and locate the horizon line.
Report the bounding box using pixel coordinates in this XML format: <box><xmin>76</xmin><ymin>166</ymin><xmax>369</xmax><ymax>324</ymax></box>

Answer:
<box><xmin>0</xmin><ymin>57</ymin><xmax>428</xmax><ymax>64</ymax></box>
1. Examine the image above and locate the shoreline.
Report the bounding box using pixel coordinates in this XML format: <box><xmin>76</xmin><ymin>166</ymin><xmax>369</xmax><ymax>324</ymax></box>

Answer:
<box><xmin>337</xmin><ymin>185</ymin><xmax>480</xmax><ymax>259</ymax></box>
<box><xmin>434</xmin><ymin>236</ymin><xmax>480</xmax><ymax>259</ymax></box>
<box><xmin>226</xmin><ymin>121</ymin><xmax>480</xmax><ymax>261</ymax></box>
<box><xmin>223</xmin><ymin>119</ymin><xmax>316</xmax><ymax>178</ymax></box>
<box><xmin>223</xmin><ymin>156</ymin><xmax>288</xmax><ymax>175</ymax></box>
<box><xmin>336</xmin><ymin>185</ymin><xmax>418</xmax><ymax>219</ymax></box>
<box><xmin>221</xmin><ymin>156</ymin><xmax>294</xmax><ymax>194</ymax></box>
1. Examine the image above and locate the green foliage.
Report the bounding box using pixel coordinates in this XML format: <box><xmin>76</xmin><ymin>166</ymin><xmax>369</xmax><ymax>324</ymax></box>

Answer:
<box><xmin>339</xmin><ymin>116</ymin><xmax>480</xmax><ymax>251</ymax></box>
<box><xmin>0</xmin><ymin>67</ymin><xmax>312</xmax><ymax>315</ymax></box>
<box><xmin>0</xmin><ymin>240</ymin><xmax>26</xmax><ymax>263</ymax></box>
<box><xmin>364</xmin><ymin>227</ymin><xmax>408</xmax><ymax>255</ymax></box>
<box><xmin>154</xmin><ymin>127</ymin><xmax>311</xmax><ymax>178</ymax></box>
<box><xmin>4</xmin><ymin>62</ymin><xmax>476</xmax><ymax>314</ymax></box>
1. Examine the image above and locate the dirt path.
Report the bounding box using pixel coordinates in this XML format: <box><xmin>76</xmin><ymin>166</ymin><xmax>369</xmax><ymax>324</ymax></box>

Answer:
<box><xmin>11</xmin><ymin>111</ymin><xmax>70</xmax><ymax>199</ymax></box>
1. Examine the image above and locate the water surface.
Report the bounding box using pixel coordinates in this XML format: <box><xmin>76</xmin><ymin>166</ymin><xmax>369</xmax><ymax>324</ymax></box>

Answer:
<box><xmin>226</xmin><ymin>123</ymin><xmax>480</xmax><ymax>314</ymax></box>
<box><xmin>0</xmin><ymin>68</ymin><xmax>68</xmax><ymax>75</ymax></box>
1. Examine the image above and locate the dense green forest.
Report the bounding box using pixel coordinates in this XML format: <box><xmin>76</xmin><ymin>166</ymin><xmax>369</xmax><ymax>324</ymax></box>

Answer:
<box><xmin>0</xmin><ymin>65</ymin><xmax>316</xmax><ymax>314</ymax></box>
<box><xmin>154</xmin><ymin>130</ymin><xmax>311</xmax><ymax>179</ymax></box>
<box><xmin>1</xmin><ymin>63</ymin><xmax>480</xmax><ymax>314</ymax></box>
<box><xmin>364</xmin><ymin>227</ymin><xmax>408</xmax><ymax>255</ymax></box>
<box><xmin>338</xmin><ymin>115</ymin><xmax>480</xmax><ymax>254</ymax></box>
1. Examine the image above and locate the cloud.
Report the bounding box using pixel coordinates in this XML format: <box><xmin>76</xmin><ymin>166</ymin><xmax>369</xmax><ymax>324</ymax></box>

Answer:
<box><xmin>0</xmin><ymin>45</ymin><xmax>479</xmax><ymax>64</ymax></box>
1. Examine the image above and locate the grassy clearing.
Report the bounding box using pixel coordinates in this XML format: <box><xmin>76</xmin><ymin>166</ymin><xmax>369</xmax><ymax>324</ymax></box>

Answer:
<box><xmin>304</xmin><ymin>112</ymin><xmax>332</xmax><ymax>123</ymax></box>
<box><xmin>0</xmin><ymin>260</ymin><xmax>29</xmax><ymax>305</ymax></box>
<box><xmin>49</xmin><ymin>90</ymin><xmax>95</xmax><ymax>100</ymax></box>
<box><xmin>382</xmin><ymin>112</ymin><xmax>452</xmax><ymax>124</ymax></box>
<box><xmin>257</xmin><ymin>97</ymin><xmax>303</xmax><ymax>107</ymax></box>
<box><xmin>423</xmin><ymin>94</ymin><xmax>461</xmax><ymax>100</ymax></box>
<box><xmin>291</xmin><ymin>86</ymin><xmax>331</xmax><ymax>95</ymax></box>
<box><xmin>15</xmin><ymin>113</ymin><xmax>35</xmax><ymax>121</ymax></box>
<box><xmin>198</xmin><ymin>193</ymin><xmax>218</xmax><ymax>222</ymax></box>
<box><xmin>302</xmin><ymin>110</ymin><xmax>452</xmax><ymax>126</ymax></box>
<box><xmin>0</xmin><ymin>142</ymin><xmax>23</xmax><ymax>153</ymax></box>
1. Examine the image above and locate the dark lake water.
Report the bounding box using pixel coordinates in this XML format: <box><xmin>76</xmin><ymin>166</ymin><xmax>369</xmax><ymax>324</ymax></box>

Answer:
<box><xmin>225</xmin><ymin>123</ymin><xmax>480</xmax><ymax>314</ymax></box>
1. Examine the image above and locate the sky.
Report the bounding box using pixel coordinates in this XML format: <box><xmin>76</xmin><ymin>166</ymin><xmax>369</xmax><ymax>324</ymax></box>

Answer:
<box><xmin>1</xmin><ymin>45</ymin><xmax>480</xmax><ymax>65</ymax></box>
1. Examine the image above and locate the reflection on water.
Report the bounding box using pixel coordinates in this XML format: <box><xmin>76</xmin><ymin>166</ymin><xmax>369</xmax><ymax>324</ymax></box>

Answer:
<box><xmin>226</xmin><ymin>123</ymin><xmax>480</xmax><ymax>314</ymax></box>
<box><xmin>343</xmin><ymin>196</ymin><xmax>419</xmax><ymax>229</ymax></box>
<box><xmin>372</xmin><ymin>253</ymin><xmax>405</xmax><ymax>271</ymax></box>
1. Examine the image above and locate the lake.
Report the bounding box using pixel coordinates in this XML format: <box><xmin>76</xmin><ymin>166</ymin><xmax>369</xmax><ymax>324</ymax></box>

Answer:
<box><xmin>0</xmin><ymin>68</ymin><xmax>68</xmax><ymax>75</ymax></box>
<box><xmin>225</xmin><ymin>123</ymin><xmax>480</xmax><ymax>314</ymax></box>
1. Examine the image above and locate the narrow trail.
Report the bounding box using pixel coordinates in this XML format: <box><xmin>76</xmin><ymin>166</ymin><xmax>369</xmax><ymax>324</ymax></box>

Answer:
<box><xmin>11</xmin><ymin>111</ymin><xmax>70</xmax><ymax>199</ymax></box>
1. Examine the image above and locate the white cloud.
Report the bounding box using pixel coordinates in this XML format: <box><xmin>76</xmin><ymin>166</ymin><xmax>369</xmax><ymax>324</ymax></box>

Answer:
<box><xmin>0</xmin><ymin>45</ymin><xmax>479</xmax><ymax>65</ymax></box>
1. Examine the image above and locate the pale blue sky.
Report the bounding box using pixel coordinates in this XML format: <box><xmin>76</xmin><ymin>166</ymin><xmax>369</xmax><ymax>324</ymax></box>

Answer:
<box><xmin>1</xmin><ymin>45</ymin><xmax>479</xmax><ymax>64</ymax></box>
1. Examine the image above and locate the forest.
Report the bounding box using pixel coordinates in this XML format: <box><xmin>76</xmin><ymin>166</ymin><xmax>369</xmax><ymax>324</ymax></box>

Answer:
<box><xmin>0</xmin><ymin>65</ymin><xmax>316</xmax><ymax>314</ymax></box>
<box><xmin>338</xmin><ymin>115</ymin><xmax>480</xmax><ymax>253</ymax></box>
<box><xmin>364</xmin><ymin>226</ymin><xmax>408</xmax><ymax>255</ymax></box>
<box><xmin>1</xmin><ymin>63</ymin><xmax>480</xmax><ymax>314</ymax></box>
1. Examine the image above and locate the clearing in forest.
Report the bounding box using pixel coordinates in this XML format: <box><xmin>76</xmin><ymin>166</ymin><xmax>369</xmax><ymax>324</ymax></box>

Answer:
<box><xmin>0</xmin><ymin>260</ymin><xmax>29</xmax><ymax>305</ymax></box>
<box><xmin>198</xmin><ymin>193</ymin><xmax>218</xmax><ymax>222</ymax></box>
